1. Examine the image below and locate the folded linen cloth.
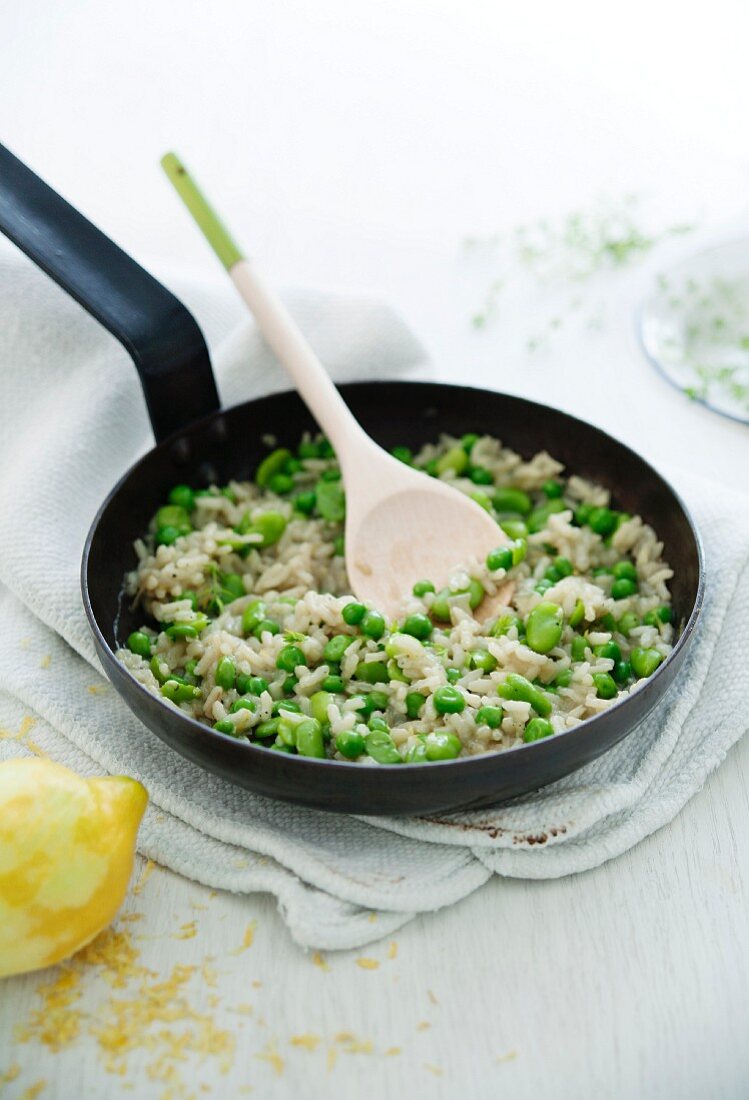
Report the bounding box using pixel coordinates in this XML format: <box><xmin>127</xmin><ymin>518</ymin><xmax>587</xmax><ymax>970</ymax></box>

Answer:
<box><xmin>1</xmin><ymin>251</ymin><xmax>747</xmax><ymax>950</ymax></box>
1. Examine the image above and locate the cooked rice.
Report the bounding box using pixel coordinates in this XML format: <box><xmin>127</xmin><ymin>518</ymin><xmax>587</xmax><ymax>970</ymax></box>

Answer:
<box><xmin>116</xmin><ymin>433</ymin><xmax>675</xmax><ymax>763</ymax></box>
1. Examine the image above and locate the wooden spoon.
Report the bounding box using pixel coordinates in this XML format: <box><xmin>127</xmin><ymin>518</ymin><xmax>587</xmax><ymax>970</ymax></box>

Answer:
<box><xmin>162</xmin><ymin>153</ymin><xmax>511</xmax><ymax>619</ymax></box>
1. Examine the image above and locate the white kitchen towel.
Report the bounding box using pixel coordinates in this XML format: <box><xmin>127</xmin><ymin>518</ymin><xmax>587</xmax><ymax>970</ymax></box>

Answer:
<box><xmin>0</xmin><ymin>250</ymin><xmax>747</xmax><ymax>950</ymax></box>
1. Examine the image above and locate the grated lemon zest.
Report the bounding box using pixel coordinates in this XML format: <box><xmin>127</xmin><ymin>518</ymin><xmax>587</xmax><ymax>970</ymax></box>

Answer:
<box><xmin>355</xmin><ymin>957</ymin><xmax>379</xmax><ymax>970</ymax></box>
<box><xmin>290</xmin><ymin>1033</ymin><xmax>321</xmax><ymax>1052</ymax></box>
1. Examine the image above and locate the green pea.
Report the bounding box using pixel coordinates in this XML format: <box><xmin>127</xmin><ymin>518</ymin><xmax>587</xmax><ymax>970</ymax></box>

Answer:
<box><xmin>461</xmin><ymin>432</ymin><xmax>480</xmax><ymax>453</ymax></box>
<box><xmin>318</xmin><ymin>439</ymin><xmax>335</xmax><ymax>458</ymax></box>
<box><xmin>493</xmin><ymin>488</ymin><xmax>532</xmax><ymax>515</ymax></box>
<box><xmin>523</xmin><ymin>717</ymin><xmax>554</xmax><ymax>742</ymax></box>
<box><xmin>268</xmin><ymin>472</ymin><xmax>295</xmax><ymax>495</ymax></box>
<box><xmin>168</xmin><ymin>485</ymin><xmax>196</xmax><ymax>512</ymax></box>
<box><xmin>295</xmin><ymin>718</ymin><xmax>326</xmax><ymax>759</ymax></box>
<box><xmin>276</xmin><ymin>645</ymin><xmax>306</xmax><ymax>672</ymax></box>
<box><xmin>220</xmin><ymin>486</ymin><xmax>238</xmax><ymax>504</ymax></box>
<box><xmin>183</xmin><ymin>659</ymin><xmax>200</xmax><ymax>685</ymax></box>
<box><xmin>322</xmin><ymin>674</ymin><xmax>345</xmax><ymax>693</ymax></box>
<box><xmin>342</xmin><ymin>602</ymin><xmax>366</xmax><ymax>626</ymax></box>
<box><xmin>597</xmin><ymin>613</ymin><xmax>618</xmax><ymax>632</ymax></box>
<box><xmin>253</xmin><ymin>619</ymin><xmax>280</xmax><ymax>638</ymax></box>
<box><xmin>293</xmin><ymin>490</ymin><xmax>317</xmax><ymax>514</ymax></box>
<box><xmin>630</xmin><ymin>647</ymin><xmax>663</xmax><ymax>678</ymax></box>
<box><xmin>242</xmin><ymin>600</ymin><xmax>267</xmax><ymax>635</ymax></box>
<box><xmin>402</xmin><ymin>613</ymin><xmax>432</xmax><ymax>641</ymax></box>
<box><xmin>405</xmin><ymin>692</ymin><xmax>426</xmax><ymax>719</ymax></box>
<box><xmin>498</xmin><ymin>673</ymin><xmax>552</xmax><ymax>717</ymax></box>
<box><xmin>544</xmin><ymin>566</ymin><xmax>562</xmax><ymax>583</ymax></box>
<box><xmin>424</xmin><ymin>458</ymin><xmax>439</xmax><ymax>477</ymax></box>
<box><xmin>403</xmin><ymin>739</ymin><xmax>428</xmax><ymax>763</ymax></box>
<box><xmin>238</xmin><ymin>674</ymin><xmax>269</xmax><ymax>696</ymax></box>
<box><xmin>490</xmin><ymin>614</ymin><xmax>522</xmax><ymax>638</ymax></box>
<box><xmin>525</xmin><ymin>602</ymin><xmax>564</xmax><ymax>655</ymax></box>
<box><xmin>298</xmin><ymin>439</ymin><xmax>321</xmax><ymax>459</ymax></box>
<box><xmin>617</xmin><ymin>612</ymin><xmax>640</xmax><ymax>635</ymax></box>
<box><xmin>335</xmin><ymin>729</ymin><xmax>366</xmax><ymax>759</ymax></box>
<box><xmin>612</xmin><ymin>660</ymin><xmax>632</xmax><ymax>684</ymax></box>
<box><xmin>592</xmin><ymin>672</ymin><xmax>618</xmax><ymax>699</ymax></box>
<box><xmin>486</xmin><ymin>546</ymin><xmax>513</xmax><ymax>572</ymax></box>
<box><xmin>464</xmin><ymin>578</ymin><xmax>484</xmax><ymax>610</ymax></box>
<box><xmin>527</xmin><ymin>499</ymin><xmax>567</xmax><ymax>534</ymax></box>
<box><xmin>127</xmin><ymin>631</ymin><xmax>152</xmax><ymax>658</ymax></box>
<box><xmin>315</xmin><ymin>478</ymin><xmax>346</xmax><ymax>522</ymax></box>
<box><xmin>476</xmin><ymin>705</ymin><xmax>503</xmax><ymax>729</ymax></box>
<box><xmin>365</xmin><ymin>727</ymin><xmax>401</xmax><ymax>764</ymax></box>
<box><xmin>230</xmin><ymin>697</ymin><xmax>257</xmax><ymax>714</ymax></box>
<box><xmin>156</xmin><ymin>504</ymin><xmax>191</xmax><ymax>531</ymax></box>
<box><xmin>554</xmin><ymin>669</ymin><xmax>573</xmax><ymax>688</ymax></box>
<box><xmin>433</xmin><ymin>685</ymin><xmax>465</xmax><ymax>714</ymax></box>
<box><xmin>161</xmin><ymin>679</ymin><xmax>201</xmax><ymax>704</ymax></box>
<box><xmin>445</xmin><ymin>667</ymin><xmax>461</xmax><ymax>685</ymax></box>
<box><xmin>612</xmin><ymin>560</ymin><xmax>637</xmax><ymax>581</ymax></box>
<box><xmin>569</xmin><ymin>599</ymin><xmax>585</xmax><ymax>628</ymax></box>
<box><xmin>554</xmin><ymin>557</ymin><xmax>573</xmax><ymax>577</ymax></box>
<box><xmin>391</xmin><ymin>445</ymin><xmax>413</xmax><ymax>464</ymax></box>
<box><xmin>361</xmin><ymin>610</ymin><xmax>386</xmax><ymax>640</ymax></box>
<box><xmin>469</xmin><ymin>466</ymin><xmax>494</xmax><ymax>485</ymax></box>
<box><xmin>220</xmin><ymin>573</ymin><xmax>245</xmax><ymax>602</ymax></box>
<box><xmin>284</xmin><ymin>457</ymin><xmax>302</xmax><ymax>475</ymax></box>
<box><xmin>593</xmin><ymin>566</ymin><xmax>613</xmax><ymax>577</ymax></box>
<box><xmin>387</xmin><ymin>659</ymin><xmax>409</xmax><ymax>684</ymax></box>
<box><xmin>332</xmin><ymin>536</ymin><xmax>345</xmax><ymax>556</ymax></box>
<box><xmin>588</xmin><ymin>507</ymin><xmax>618</xmax><ymax>536</ymax></box>
<box><xmin>165</xmin><ymin>615</ymin><xmax>209</xmax><ymax>639</ymax></box>
<box><xmin>251</xmin><ymin>512</ymin><xmax>288</xmax><ymax>548</ymax></box>
<box><xmin>256</xmin><ymin>447</ymin><xmax>293</xmax><ymax>487</ymax></box>
<box><xmin>356</xmin><ymin>691</ymin><xmax>389</xmax><ymax>716</ymax></box>
<box><xmin>254</xmin><ymin>718</ymin><xmax>280</xmax><ymax>739</ymax></box>
<box><xmin>367</xmin><ymin>715</ymin><xmax>389</xmax><ymax>734</ymax></box>
<box><xmin>272</xmin><ymin>699</ymin><xmax>302</xmax><ymax>716</ymax></box>
<box><xmin>594</xmin><ymin>641</ymin><xmax>621</xmax><ymax>663</ymax></box>
<box><xmin>470</xmin><ymin>649</ymin><xmax>498</xmax><ymax>672</ymax></box>
<box><xmin>574</xmin><ymin>502</ymin><xmax>594</xmax><ymax>526</ymax></box>
<box><xmin>571</xmin><ymin>636</ymin><xmax>589</xmax><ymax>661</ymax></box>
<box><xmin>356</xmin><ymin>660</ymin><xmax>389</xmax><ymax>684</ymax></box>
<box><xmin>535</xmin><ymin>579</ymin><xmax>554</xmax><ymax>595</ymax></box>
<box><xmin>321</xmin><ymin>468</ymin><xmax>341</xmax><ymax>482</ymax></box>
<box><xmin>324</xmin><ymin>634</ymin><xmax>355</xmax><ymax>663</ymax></box>
<box><xmin>412</xmin><ymin>579</ymin><xmax>436</xmax><ymax>598</ymax></box>
<box><xmin>424</xmin><ymin>730</ymin><xmax>462</xmax><ymax>761</ymax></box>
<box><xmin>155</xmin><ymin>525</ymin><xmax>182</xmax><ymax>547</ymax></box>
<box><xmin>643</xmin><ymin>606</ymin><xmax>673</xmax><ymax>626</ymax></box>
<box><xmin>611</xmin><ymin>578</ymin><xmax>638</xmax><ymax>600</ymax></box>
<box><xmin>430</xmin><ymin>588</ymin><xmax>452</xmax><ymax>622</ymax></box>
<box><xmin>214</xmin><ymin>719</ymin><xmax>239</xmax><ymax>736</ymax></box>
<box><xmin>542</xmin><ymin>480</ymin><xmax>563</xmax><ymax>499</ymax></box>
<box><xmin>435</xmin><ymin>445</ymin><xmax>469</xmax><ymax>477</ymax></box>
<box><xmin>499</xmin><ymin>518</ymin><xmax>529</xmax><ymax>540</ymax></box>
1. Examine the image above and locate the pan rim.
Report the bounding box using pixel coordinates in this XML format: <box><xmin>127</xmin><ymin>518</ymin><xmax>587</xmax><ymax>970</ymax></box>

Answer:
<box><xmin>81</xmin><ymin>380</ymin><xmax>705</xmax><ymax>780</ymax></box>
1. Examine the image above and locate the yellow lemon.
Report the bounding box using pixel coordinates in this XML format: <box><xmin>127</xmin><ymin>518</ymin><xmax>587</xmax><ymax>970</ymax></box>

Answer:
<box><xmin>0</xmin><ymin>758</ymin><xmax>148</xmax><ymax>978</ymax></box>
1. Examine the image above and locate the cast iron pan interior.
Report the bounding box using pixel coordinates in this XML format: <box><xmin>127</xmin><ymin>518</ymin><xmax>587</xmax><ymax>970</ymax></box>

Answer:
<box><xmin>0</xmin><ymin>143</ymin><xmax>703</xmax><ymax>816</ymax></box>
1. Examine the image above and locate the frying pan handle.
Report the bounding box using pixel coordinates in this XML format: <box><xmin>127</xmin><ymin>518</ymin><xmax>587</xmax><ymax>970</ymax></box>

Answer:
<box><xmin>0</xmin><ymin>142</ymin><xmax>220</xmax><ymax>443</ymax></box>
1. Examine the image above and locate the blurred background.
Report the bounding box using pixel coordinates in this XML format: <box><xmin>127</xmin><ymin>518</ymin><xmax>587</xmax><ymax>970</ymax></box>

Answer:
<box><xmin>2</xmin><ymin>0</ymin><xmax>748</xmax><ymax>484</ymax></box>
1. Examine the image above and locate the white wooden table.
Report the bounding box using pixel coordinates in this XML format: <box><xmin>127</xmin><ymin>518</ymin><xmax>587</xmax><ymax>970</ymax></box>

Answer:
<box><xmin>1</xmin><ymin>3</ymin><xmax>748</xmax><ymax>1096</ymax></box>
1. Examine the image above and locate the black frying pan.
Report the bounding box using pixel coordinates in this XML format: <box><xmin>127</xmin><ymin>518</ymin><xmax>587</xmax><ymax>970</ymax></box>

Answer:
<box><xmin>0</xmin><ymin>144</ymin><xmax>704</xmax><ymax>816</ymax></box>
